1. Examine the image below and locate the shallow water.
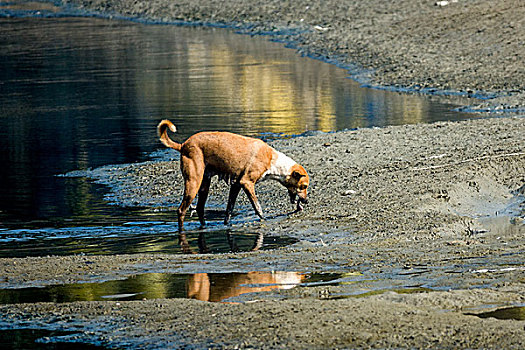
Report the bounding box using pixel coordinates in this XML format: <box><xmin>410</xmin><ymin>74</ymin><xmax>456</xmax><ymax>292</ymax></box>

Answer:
<box><xmin>0</xmin><ymin>2</ymin><xmax>480</xmax><ymax>256</ymax></box>
<box><xmin>0</xmin><ymin>226</ymin><xmax>298</xmax><ymax>257</ymax></box>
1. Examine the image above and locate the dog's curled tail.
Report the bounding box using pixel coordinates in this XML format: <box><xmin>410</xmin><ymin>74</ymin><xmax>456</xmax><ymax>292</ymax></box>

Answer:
<box><xmin>157</xmin><ymin>119</ymin><xmax>182</xmax><ymax>151</ymax></box>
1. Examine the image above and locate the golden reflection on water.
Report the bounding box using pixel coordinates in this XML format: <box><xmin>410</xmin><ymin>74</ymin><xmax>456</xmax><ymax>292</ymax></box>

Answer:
<box><xmin>126</xmin><ymin>23</ymin><xmax>463</xmax><ymax>138</ymax></box>
<box><xmin>133</xmin><ymin>28</ymin><xmax>344</xmax><ymax>135</ymax></box>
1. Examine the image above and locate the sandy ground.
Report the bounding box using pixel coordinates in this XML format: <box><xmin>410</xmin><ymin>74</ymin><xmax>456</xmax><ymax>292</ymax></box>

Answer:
<box><xmin>0</xmin><ymin>0</ymin><xmax>524</xmax><ymax>349</ymax></box>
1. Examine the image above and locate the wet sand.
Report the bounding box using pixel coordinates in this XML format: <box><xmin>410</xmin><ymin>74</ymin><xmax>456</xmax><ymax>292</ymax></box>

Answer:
<box><xmin>1</xmin><ymin>0</ymin><xmax>524</xmax><ymax>348</ymax></box>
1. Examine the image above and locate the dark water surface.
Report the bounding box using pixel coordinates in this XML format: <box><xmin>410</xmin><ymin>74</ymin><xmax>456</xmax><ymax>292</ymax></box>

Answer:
<box><xmin>0</xmin><ymin>329</ymin><xmax>106</xmax><ymax>350</ymax></box>
<box><xmin>466</xmin><ymin>306</ymin><xmax>525</xmax><ymax>321</ymax></box>
<box><xmin>0</xmin><ymin>7</ymin><xmax>479</xmax><ymax>256</ymax></box>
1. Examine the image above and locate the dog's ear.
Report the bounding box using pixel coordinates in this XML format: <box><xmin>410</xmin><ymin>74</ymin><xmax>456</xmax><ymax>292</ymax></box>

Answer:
<box><xmin>292</xmin><ymin>171</ymin><xmax>305</xmax><ymax>180</ymax></box>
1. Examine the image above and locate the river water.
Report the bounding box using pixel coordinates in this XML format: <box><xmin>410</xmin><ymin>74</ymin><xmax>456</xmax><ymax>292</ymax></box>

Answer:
<box><xmin>0</xmin><ymin>3</ymin><xmax>479</xmax><ymax>256</ymax></box>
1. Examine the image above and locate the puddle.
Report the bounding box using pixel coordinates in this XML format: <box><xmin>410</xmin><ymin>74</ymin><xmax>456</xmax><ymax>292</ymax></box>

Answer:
<box><xmin>0</xmin><ymin>261</ymin><xmax>504</xmax><ymax>305</ymax></box>
<box><xmin>0</xmin><ymin>267</ymin><xmax>454</xmax><ymax>305</ymax></box>
<box><xmin>0</xmin><ymin>329</ymin><xmax>106</xmax><ymax>350</ymax></box>
<box><xmin>0</xmin><ymin>272</ymin><xmax>341</xmax><ymax>304</ymax></box>
<box><xmin>466</xmin><ymin>306</ymin><xmax>525</xmax><ymax>321</ymax></box>
<box><xmin>4</xmin><ymin>265</ymin><xmax>489</xmax><ymax>305</ymax></box>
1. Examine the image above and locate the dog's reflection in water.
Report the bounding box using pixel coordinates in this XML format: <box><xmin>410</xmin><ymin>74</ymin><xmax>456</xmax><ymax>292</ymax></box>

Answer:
<box><xmin>193</xmin><ymin>231</ymin><xmax>264</xmax><ymax>254</ymax></box>
<box><xmin>187</xmin><ymin>271</ymin><xmax>304</xmax><ymax>302</ymax></box>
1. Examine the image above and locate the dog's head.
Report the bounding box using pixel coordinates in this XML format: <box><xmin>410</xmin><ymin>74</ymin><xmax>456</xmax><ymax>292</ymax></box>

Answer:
<box><xmin>286</xmin><ymin>164</ymin><xmax>309</xmax><ymax>211</ymax></box>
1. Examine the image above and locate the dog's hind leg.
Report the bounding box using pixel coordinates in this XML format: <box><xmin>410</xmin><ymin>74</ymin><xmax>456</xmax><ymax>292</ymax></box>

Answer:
<box><xmin>197</xmin><ymin>175</ymin><xmax>211</xmax><ymax>228</ymax></box>
<box><xmin>224</xmin><ymin>183</ymin><xmax>241</xmax><ymax>225</ymax></box>
<box><xmin>177</xmin><ymin>181</ymin><xmax>201</xmax><ymax>252</ymax></box>
<box><xmin>177</xmin><ymin>155</ymin><xmax>204</xmax><ymax>249</ymax></box>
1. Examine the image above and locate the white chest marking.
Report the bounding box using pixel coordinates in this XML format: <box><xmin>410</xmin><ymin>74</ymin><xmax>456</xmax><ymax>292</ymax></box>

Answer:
<box><xmin>261</xmin><ymin>149</ymin><xmax>296</xmax><ymax>183</ymax></box>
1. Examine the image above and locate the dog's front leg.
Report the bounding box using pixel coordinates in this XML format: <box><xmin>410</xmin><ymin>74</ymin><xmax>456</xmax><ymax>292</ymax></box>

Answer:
<box><xmin>224</xmin><ymin>183</ymin><xmax>242</xmax><ymax>225</ymax></box>
<box><xmin>241</xmin><ymin>182</ymin><xmax>264</xmax><ymax>220</ymax></box>
<box><xmin>177</xmin><ymin>160</ymin><xmax>203</xmax><ymax>252</ymax></box>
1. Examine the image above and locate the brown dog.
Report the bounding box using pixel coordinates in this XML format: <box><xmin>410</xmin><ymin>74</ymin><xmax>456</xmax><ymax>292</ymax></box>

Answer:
<box><xmin>157</xmin><ymin>119</ymin><xmax>309</xmax><ymax>243</ymax></box>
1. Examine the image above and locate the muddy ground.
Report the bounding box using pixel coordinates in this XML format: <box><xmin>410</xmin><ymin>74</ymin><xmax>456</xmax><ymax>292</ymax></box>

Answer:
<box><xmin>1</xmin><ymin>0</ymin><xmax>525</xmax><ymax>349</ymax></box>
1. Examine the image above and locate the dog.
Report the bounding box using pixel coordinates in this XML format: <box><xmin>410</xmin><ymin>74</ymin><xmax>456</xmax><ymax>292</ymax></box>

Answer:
<box><xmin>157</xmin><ymin>119</ymin><xmax>309</xmax><ymax>246</ymax></box>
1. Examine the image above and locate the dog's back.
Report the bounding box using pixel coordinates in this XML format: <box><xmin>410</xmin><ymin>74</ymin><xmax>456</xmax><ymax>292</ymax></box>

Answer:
<box><xmin>181</xmin><ymin>131</ymin><xmax>273</xmax><ymax>179</ymax></box>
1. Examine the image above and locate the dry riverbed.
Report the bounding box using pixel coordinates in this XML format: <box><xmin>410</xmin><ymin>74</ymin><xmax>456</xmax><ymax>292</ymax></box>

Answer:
<box><xmin>0</xmin><ymin>0</ymin><xmax>524</xmax><ymax>348</ymax></box>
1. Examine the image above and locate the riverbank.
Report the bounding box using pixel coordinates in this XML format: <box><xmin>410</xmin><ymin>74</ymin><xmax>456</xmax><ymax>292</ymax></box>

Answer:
<box><xmin>0</xmin><ymin>0</ymin><xmax>524</xmax><ymax>348</ymax></box>
<box><xmin>62</xmin><ymin>0</ymin><xmax>525</xmax><ymax>113</ymax></box>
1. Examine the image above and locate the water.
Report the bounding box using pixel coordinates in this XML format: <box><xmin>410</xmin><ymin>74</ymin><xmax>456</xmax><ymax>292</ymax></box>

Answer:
<box><xmin>466</xmin><ymin>306</ymin><xmax>525</xmax><ymax>321</ymax></box>
<box><xmin>0</xmin><ymin>271</ymin><xmax>340</xmax><ymax>304</ymax></box>
<box><xmin>0</xmin><ymin>226</ymin><xmax>297</xmax><ymax>257</ymax></box>
<box><xmin>0</xmin><ymin>3</ymin><xmax>479</xmax><ymax>256</ymax></box>
<box><xmin>0</xmin><ymin>329</ymin><xmax>106</xmax><ymax>350</ymax></box>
